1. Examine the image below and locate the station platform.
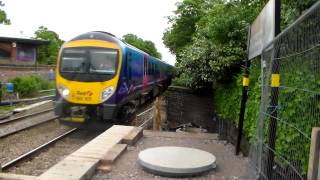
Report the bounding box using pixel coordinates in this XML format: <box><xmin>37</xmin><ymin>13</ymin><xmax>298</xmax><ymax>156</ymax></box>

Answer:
<box><xmin>0</xmin><ymin>125</ymin><xmax>250</xmax><ymax>180</ymax></box>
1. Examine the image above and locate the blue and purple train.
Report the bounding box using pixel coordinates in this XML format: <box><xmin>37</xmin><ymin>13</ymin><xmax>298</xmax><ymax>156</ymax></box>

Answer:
<box><xmin>54</xmin><ymin>31</ymin><xmax>173</xmax><ymax>126</ymax></box>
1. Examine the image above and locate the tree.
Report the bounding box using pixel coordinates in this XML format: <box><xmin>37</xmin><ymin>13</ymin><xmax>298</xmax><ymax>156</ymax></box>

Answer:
<box><xmin>122</xmin><ymin>34</ymin><xmax>162</xmax><ymax>59</ymax></box>
<box><xmin>163</xmin><ymin>0</ymin><xmax>207</xmax><ymax>54</ymax></box>
<box><xmin>165</xmin><ymin>0</ymin><xmax>264</xmax><ymax>87</ymax></box>
<box><xmin>34</xmin><ymin>26</ymin><xmax>64</xmax><ymax>65</ymax></box>
<box><xmin>0</xmin><ymin>1</ymin><xmax>10</xmax><ymax>24</ymax></box>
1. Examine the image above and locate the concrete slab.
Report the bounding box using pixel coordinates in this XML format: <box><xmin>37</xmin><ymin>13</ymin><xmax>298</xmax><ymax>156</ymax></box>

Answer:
<box><xmin>138</xmin><ymin>146</ymin><xmax>216</xmax><ymax>177</ymax></box>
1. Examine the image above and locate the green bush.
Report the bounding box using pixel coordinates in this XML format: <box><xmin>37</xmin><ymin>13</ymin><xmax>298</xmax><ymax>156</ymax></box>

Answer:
<box><xmin>32</xmin><ymin>75</ymin><xmax>55</xmax><ymax>90</ymax></box>
<box><xmin>10</xmin><ymin>75</ymin><xmax>55</xmax><ymax>97</ymax></box>
<box><xmin>214</xmin><ymin>63</ymin><xmax>320</xmax><ymax>174</ymax></box>
<box><xmin>214</xmin><ymin>64</ymin><xmax>261</xmax><ymax>139</ymax></box>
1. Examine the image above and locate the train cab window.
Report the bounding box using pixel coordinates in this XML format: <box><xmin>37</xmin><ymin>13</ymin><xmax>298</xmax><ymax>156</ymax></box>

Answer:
<box><xmin>60</xmin><ymin>49</ymin><xmax>87</xmax><ymax>73</ymax></box>
<box><xmin>89</xmin><ymin>49</ymin><xmax>117</xmax><ymax>74</ymax></box>
<box><xmin>60</xmin><ymin>48</ymin><xmax>118</xmax><ymax>75</ymax></box>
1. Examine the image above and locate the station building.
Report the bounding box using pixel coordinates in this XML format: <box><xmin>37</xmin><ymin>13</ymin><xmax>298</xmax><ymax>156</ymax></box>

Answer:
<box><xmin>0</xmin><ymin>36</ymin><xmax>49</xmax><ymax>65</ymax></box>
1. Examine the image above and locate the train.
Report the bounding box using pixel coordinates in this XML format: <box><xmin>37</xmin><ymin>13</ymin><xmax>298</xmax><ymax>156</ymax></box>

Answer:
<box><xmin>54</xmin><ymin>31</ymin><xmax>173</xmax><ymax>127</ymax></box>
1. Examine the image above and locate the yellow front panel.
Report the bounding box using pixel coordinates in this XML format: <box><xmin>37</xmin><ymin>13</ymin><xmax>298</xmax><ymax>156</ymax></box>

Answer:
<box><xmin>56</xmin><ymin>39</ymin><xmax>122</xmax><ymax>105</ymax></box>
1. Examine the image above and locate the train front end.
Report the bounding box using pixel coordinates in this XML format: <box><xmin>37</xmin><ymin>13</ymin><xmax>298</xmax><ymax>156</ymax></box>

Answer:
<box><xmin>55</xmin><ymin>32</ymin><xmax>123</xmax><ymax>127</ymax></box>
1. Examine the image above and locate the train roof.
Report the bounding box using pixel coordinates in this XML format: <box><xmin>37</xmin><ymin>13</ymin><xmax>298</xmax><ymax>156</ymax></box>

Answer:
<box><xmin>70</xmin><ymin>31</ymin><xmax>173</xmax><ymax>67</ymax></box>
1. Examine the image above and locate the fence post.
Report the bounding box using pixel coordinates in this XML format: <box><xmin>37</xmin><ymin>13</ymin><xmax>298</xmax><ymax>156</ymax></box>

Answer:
<box><xmin>308</xmin><ymin>127</ymin><xmax>320</xmax><ymax>180</ymax></box>
<box><xmin>0</xmin><ymin>82</ymin><xmax>2</xmax><ymax>104</ymax></box>
<box><xmin>266</xmin><ymin>0</ymin><xmax>281</xmax><ymax>179</ymax></box>
<box><xmin>153</xmin><ymin>97</ymin><xmax>161</xmax><ymax>131</ymax></box>
<box><xmin>235</xmin><ymin>25</ymin><xmax>251</xmax><ymax>155</ymax></box>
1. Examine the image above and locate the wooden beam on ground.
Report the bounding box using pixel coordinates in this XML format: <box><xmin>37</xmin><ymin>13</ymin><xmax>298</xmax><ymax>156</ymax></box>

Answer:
<box><xmin>144</xmin><ymin>130</ymin><xmax>218</xmax><ymax>140</ymax></box>
<box><xmin>39</xmin><ymin>125</ymin><xmax>135</xmax><ymax>180</ymax></box>
<box><xmin>122</xmin><ymin>127</ymin><xmax>143</xmax><ymax>145</ymax></box>
<box><xmin>0</xmin><ymin>173</ymin><xmax>38</xmax><ymax>180</ymax></box>
<box><xmin>100</xmin><ymin>144</ymin><xmax>127</xmax><ymax>165</ymax></box>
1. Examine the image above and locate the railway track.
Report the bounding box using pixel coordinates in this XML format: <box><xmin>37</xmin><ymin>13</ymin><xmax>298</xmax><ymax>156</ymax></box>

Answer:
<box><xmin>1</xmin><ymin>128</ymin><xmax>77</xmax><ymax>170</ymax></box>
<box><xmin>0</xmin><ymin>100</ymin><xmax>157</xmax><ymax>173</ymax></box>
<box><xmin>0</xmin><ymin>108</ymin><xmax>58</xmax><ymax>138</ymax></box>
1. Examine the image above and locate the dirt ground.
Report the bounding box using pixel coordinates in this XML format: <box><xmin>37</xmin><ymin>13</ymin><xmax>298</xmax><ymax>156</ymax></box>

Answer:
<box><xmin>92</xmin><ymin>131</ymin><xmax>250</xmax><ymax>180</ymax></box>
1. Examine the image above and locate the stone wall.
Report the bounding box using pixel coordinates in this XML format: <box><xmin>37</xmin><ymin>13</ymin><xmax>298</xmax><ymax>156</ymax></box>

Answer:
<box><xmin>165</xmin><ymin>86</ymin><xmax>215</xmax><ymax>132</ymax></box>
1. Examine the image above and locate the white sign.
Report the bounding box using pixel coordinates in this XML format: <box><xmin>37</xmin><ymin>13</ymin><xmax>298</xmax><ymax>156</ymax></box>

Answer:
<box><xmin>248</xmin><ymin>0</ymin><xmax>275</xmax><ymax>59</ymax></box>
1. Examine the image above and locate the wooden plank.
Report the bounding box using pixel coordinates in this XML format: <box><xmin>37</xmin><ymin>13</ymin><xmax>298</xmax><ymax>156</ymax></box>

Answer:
<box><xmin>100</xmin><ymin>144</ymin><xmax>127</xmax><ymax>165</ymax></box>
<box><xmin>144</xmin><ymin>130</ymin><xmax>218</xmax><ymax>140</ymax></box>
<box><xmin>13</xmin><ymin>100</ymin><xmax>52</xmax><ymax>113</ymax></box>
<box><xmin>0</xmin><ymin>173</ymin><xmax>38</xmax><ymax>180</ymax></box>
<box><xmin>40</xmin><ymin>125</ymin><xmax>134</xmax><ymax>180</ymax></box>
<box><xmin>123</xmin><ymin>127</ymin><xmax>143</xmax><ymax>145</ymax></box>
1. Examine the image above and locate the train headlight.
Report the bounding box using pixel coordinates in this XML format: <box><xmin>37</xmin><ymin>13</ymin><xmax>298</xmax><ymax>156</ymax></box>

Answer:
<box><xmin>101</xmin><ymin>86</ymin><xmax>114</xmax><ymax>102</ymax></box>
<box><xmin>58</xmin><ymin>86</ymin><xmax>70</xmax><ymax>99</ymax></box>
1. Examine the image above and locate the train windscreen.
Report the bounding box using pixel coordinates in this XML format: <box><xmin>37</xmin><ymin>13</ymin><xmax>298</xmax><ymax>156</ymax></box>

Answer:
<box><xmin>60</xmin><ymin>48</ymin><xmax>118</xmax><ymax>75</ymax></box>
<box><xmin>89</xmin><ymin>49</ymin><xmax>117</xmax><ymax>74</ymax></box>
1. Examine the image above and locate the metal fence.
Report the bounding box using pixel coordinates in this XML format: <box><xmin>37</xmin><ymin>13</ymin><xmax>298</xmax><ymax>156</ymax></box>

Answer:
<box><xmin>249</xmin><ymin>1</ymin><xmax>320</xmax><ymax>180</ymax></box>
<box><xmin>134</xmin><ymin>106</ymin><xmax>155</xmax><ymax>128</ymax></box>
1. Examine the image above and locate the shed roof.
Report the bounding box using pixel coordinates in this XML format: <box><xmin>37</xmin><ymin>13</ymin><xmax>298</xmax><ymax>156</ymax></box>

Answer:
<box><xmin>0</xmin><ymin>36</ymin><xmax>49</xmax><ymax>46</ymax></box>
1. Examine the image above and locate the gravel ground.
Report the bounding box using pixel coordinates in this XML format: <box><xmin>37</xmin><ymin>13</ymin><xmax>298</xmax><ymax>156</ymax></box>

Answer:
<box><xmin>0</xmin><ymin>111</ymin><xmax>58</xmax><ymax>137</ymax></box>
<box><xmin>3</xmin><ymin>101</ymin><xmax>53</xmax><ymax>119</ymax></box>
<box><xmin>4</xmin><ymin>129</ymin><xmax>104</xmax><ymax>176</ymax></box>
<box><xmin>92</xmin><ymin>132</ymin><xmax>250</xmax><ymax>180</ymax></box>
<box><xmin>0</xmin><ymin>120</ymin><xmax>72</xmax><ymax>165</ymax></box>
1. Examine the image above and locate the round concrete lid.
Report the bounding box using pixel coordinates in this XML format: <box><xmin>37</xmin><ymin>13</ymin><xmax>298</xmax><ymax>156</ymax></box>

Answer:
<box><xmin>138</xmin><ymin>146</ymin><xmax>216</xmax><ymax>177</ymax></box>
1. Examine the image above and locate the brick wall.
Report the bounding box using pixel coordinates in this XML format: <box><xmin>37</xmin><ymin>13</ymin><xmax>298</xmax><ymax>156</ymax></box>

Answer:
<box><xmin>165</xmin><ymin>86</ymin><xmax>215</xmax><ymax>132</ymax></box>
<box><xmin>0</xmin><ymin>66</ymin><xmax>55</xmax><ymax>82</ymax></box>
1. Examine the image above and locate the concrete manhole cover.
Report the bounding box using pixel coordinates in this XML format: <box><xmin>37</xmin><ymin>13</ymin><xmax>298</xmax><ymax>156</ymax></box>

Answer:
<box><xmin>138</xmin><ymin>146</ymin><xmax>216</xmax><ymax>177</ymax></box>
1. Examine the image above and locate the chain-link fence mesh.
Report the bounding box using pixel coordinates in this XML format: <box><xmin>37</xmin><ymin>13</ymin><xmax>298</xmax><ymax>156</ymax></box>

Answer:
<box><xmin>249</xmin><ymin>1</ymin><xmax>320</xmax><ymax>180</ymax></box>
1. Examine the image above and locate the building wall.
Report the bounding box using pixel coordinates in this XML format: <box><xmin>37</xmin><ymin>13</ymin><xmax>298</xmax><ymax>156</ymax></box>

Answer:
<box><xmin>0</xmin><ymin>42</ymin><xmax>38</xmax><ymax>65</ymax></box>
<box><xmin>0</xmin><ymin>66</ymin><xmax>55</xmax><ymax>82</ymax></box>
<box><xmin>16</xmin><ymin>44</ymin><xmax>37</xmax><ymax>65</ymax></box>
<box><xmin>0</xmin><ymin>42</ymin><xmax>12</xmax><ymax>64</ymax></box>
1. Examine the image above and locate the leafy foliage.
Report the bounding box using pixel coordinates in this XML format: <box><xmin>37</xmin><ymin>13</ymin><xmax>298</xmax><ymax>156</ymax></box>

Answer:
<box><xmin>34</xmin><ymin>26</ymin><xmax>64</xmax><ymax>65</ymax></box>
<box><xmin>163</xmin><ymin>0</ymin><xmax>319</xmax><ymax>174</ymax></box>
<box><xmin>163</xmin><ymin>0</ymin><xmax>207</xmax><ymax>54</ymax></box>
<box><xmin>164</xmin><ymin>0</ymin><xmax>317</xmax><ymax>88</ymax></box>
<box><xmin>214</xmin><ymin>62</ymin><xmax>261</xmax><ymax>139</ymax></box>
<box><xmin>122</xmin><ymin>34</ymin><xmax>162</xmax><ymax>59</ymax></box>
<box><xmin>164</xmin><ymin>0</ymin><xmax>264</xmax><ymax>87</ymax></box>
<box><xmin>0</xmin><ymin>1</ymin><xmax>10</xmax><ymax>24</ymax></box>
<box><xmin>11</xmin><ymin>75</ymin><xmax>55</xmax><ymax>97</ymax></box>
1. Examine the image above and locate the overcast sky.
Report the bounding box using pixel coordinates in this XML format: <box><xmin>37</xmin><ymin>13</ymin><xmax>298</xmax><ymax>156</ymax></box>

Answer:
<box><xmin>0</xmin><ymin>0</ymin><xmax>180</xmax><ymax>65</ymax></box>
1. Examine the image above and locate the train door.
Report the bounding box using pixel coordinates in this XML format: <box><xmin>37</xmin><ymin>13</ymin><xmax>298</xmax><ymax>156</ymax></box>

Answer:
<box><xmin>126</xmin><ymin>52</ymin><xmax>133</xmax><ymax>92</ymax></box>
<box><xmin>143</xmin><ymin>55</ymin><xmax>148</xmax><ymax>91</ymax></box>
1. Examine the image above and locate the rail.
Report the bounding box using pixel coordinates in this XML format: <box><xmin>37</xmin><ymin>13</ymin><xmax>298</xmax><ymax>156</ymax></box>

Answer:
<box><xmin>1</xmin><ymin>128</ymin><xmax>77</xmax><ymax>170</ymax></box>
